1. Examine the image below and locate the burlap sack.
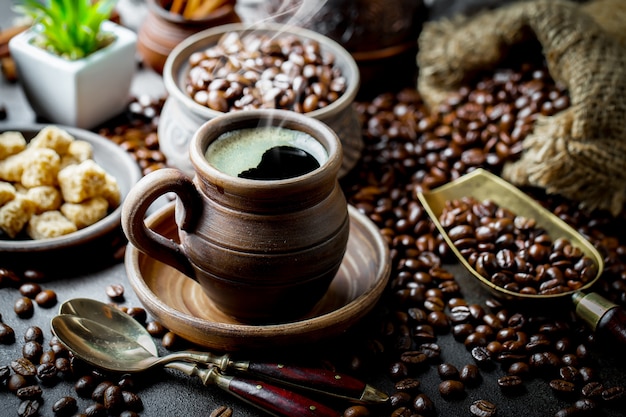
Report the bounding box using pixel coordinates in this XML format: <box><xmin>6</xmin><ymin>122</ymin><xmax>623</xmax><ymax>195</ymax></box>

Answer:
<box><xmin>417</xmin><ymin>0</ymin><xmax>626</xmax><ymax>215</ymax></box>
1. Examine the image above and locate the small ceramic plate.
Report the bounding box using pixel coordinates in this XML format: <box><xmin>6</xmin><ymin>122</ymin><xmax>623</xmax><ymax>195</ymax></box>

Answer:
<box><xmin>0</xmin><ymin>124</ymin><xmax>142</xmax><ymax>276</ymax></box>
<box><xmin>125</xmin><ymin>203</ymin><xmax>391</xmax><ymax>351</ymax></box>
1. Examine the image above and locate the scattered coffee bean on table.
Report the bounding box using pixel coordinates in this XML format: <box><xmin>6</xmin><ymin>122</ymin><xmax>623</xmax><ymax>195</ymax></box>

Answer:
<box><xmin>210</xmin><ymin>405</ymin><xmax>234</xmax><ymax>417</ymax></box>
<box><xmin>470</xmin><ymin>399</ymin><xmax>497</xmax><ymax>417</ymax></box>
<box><xmin>105</xmin><ymin>283</ymin><xmax>125</xmax><ymax>300</ymax></box>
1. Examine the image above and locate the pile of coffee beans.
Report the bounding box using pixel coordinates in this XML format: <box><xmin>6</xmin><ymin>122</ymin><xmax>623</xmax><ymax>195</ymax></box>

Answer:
<box><xmin>439</xmin><ymin>197</ymin><xmax>598</xmax><ymax>295</ymax></box>
<box><xmin>338</xmin><ymin>55</ymin><xmax>626</xmax><ymax>416</ymax></box>
<box><xmin>184</xmin><ymin>32</ymin><xmax>348</xmax><ymax>113</ymax></box>
<box><xmin>3</xmin><ymin>322</ymin><xmax>145</xmax><ymax>417</ymax></box>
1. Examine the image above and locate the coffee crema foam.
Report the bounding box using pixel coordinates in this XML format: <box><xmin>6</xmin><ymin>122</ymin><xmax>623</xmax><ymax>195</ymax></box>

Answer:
<box><xmin>205</xmin><ymin>127</ymin><xmax>328</xmax><ymax>178</ymax></box>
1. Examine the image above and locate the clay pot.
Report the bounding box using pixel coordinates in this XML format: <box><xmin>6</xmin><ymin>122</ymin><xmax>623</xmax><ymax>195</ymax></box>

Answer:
<box><xmin>136</xmin><ymin>0</ymin><xmax>240</xmax><ymax>74</ymax></box>
<box><xmin>122</xmin><ymin>110</ymin><xmax>350</xmax><ymax>323</ymax></box>
<box><xmin>260</xmin><ymin>0</ymin><xmax>426</xmax><ymax>97</ymax></box>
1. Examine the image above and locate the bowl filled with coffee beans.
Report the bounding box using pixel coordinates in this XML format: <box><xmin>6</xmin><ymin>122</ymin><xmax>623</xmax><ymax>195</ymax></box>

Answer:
<box><xmin>0</xmin><ymin>124</ymin><xmax>142</xmax><ymax>276</ymax></box>
<box><xmin>159</xmin><ymin>22</ymin><xmax>362</xmax><ymax>178</ymax></box>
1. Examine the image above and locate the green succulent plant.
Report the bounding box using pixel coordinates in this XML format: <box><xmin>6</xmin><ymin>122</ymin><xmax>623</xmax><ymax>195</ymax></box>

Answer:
<box><xmin>15</xmin><ymin>0</ymin><xmax>118</xmax><ymax>60</ymax></box>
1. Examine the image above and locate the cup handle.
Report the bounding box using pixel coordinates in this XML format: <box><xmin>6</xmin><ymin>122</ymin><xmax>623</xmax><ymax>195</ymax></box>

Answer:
<box><xmin>122</xmin><ymin>168</ymin><xmax>202</xmax><ymax>279</ymax></box>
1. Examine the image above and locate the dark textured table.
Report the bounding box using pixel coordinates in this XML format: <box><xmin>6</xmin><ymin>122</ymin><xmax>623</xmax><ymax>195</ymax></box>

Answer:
<box><xmin>2</xmin><ymin>2</ymin><xmax>626</xmax><ymax>417</ymax></box>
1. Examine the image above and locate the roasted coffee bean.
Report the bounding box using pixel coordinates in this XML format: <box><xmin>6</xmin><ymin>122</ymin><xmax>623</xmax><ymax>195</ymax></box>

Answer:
<box><xmin>11</xmin><ymin>358</ymin><xmax>37</xmax><ymax>377</ymax></box>
<box><xmin>459</xmin><ymin>364</ymin><xmax>482</xmax><ymax>386</ymax></box>
<box><xmin>581</xmin><ymin>381</ymin><xmax>604</xmax><ymax>398</ymax></box>
<box><xmin>14</xmin><ymin>297</ymin><xmax>34</xmax><ymax>318</ymax></box>
<box><xmin>419</xmin><ymin>343</ymin><xmax>442</xmax><ymax>361</ymax></box>
<box><xmin>118</xmin><ymin>374</ymin><xmax>137</xmax><ymax>392</ymax></box>
<box><xmin>23</xmin><ymin>326</ymin><xmax>43</xmax><ymax>343</ymax></box>
<box><xmin>75</xmin><ymin>375</ymin><xmax>98</xmax><ymax>398</ymax></box>
<box><xmin>389</xmin><ymin>391</ymin><xmax>411</xmax><ymax>407</ymax></box>
<box><xmin>84</xmin><ymin>403</ymin><xmax>107</xmax><ymax>417</ymax></box>
<box><xmin>554</xmin><ymin>407</ymin><xmax>580</xmax><ymax>417</ymax></box>
<box><xmin>161</xmin><ymin>331</ymin><xmax>179</xmax><ymax>350</ymax></box>
<box><xmin>7</xmin><ymin>373</ymin><xmax>29</xmax><ymax>392</ymax></box>
<box><xmin>210</xmin><ymin>406</ymin><xmax>234</xmax><ymax>417</ymax></box>
<box><xmin>106</xmin><ymin>283</ymin><xmax>125</xmax><ymax>300</ymax></box>
<box><xmin>549</xmin><ymin>379</ymin><xmax>576</xmax><ymax>396</ymax></box>
<box><xmin>438</xmin><ymin>379</ymin><xmax>465</xmax><ymax>399</ymax></box>
<box><xmin>0</xmin><ymin>323</ymin><xmax>15</xmax><ymax>345</ymax></box>
<box><xmin>37</xmin><ymin>362</ymin><xmax>58</xmax><ymax>384</ymax></box>
<box><xmin>388</xmin><ymin>361</ymin><xmax>408</xmax><ymax>380</ymax></box>
<box><xmin>103</xmin><ymin>385</ymin><xmax>124</xmax><ymax>414</ymax></box>
<box><xmin>471</xmin><ymin>346</ymin><xmax>492</xmax><ymax>366</ymax></box>
<box><xmin>438</xmin><ymin>363</ymin><xmax>460</xmax><ymax>380</ymax></box>
<box><xmin>126</xmin><ymin>306</ymin><xmax>147</xmax><ymax>324</ymax></box>
<box><xmin>16</xmin><ymin>384</ymin><xmax>43</xmax><ymax>400</ymax></box>
<box><xmin>390</xmin><ymin>407</ymin><xmax>412</xmax><ymax>417</ymax></box>
<box><xmin>0</xmin><ymin>364</ymin><xmax>10</xmax><ymax>383</ymax></box>
<box><xmin>92</xmin><ymin>381</ymin><xmax>115</xmax><ymax>403</ymax></box>
<box><xmin>497</xmin><ymin>375</ymin><xmax>523</xmax><ymax>391</ymax></box>
<box><xmin>19</xmin><ymin>283</ymin><xmax>42</xmax><ymax>298</ymax></box>
<box><xmin>412</xmin><ymin>393</ymin><xmax>436</xmax><ymax>415</ymax></box>
<box><xmin>574</xmin><ymin>398</ymin><xmax>598</xmax><ymax>412</ymax></box>
<box><xmin>601</xmin><ymin>386</ymin><xmax>625</xmax><ymax>402</ymax></box>
<box><xmin>145</xmin><ymin>320</ymin><xmax>167</xmax><ymax>337</ymax></box>
<box><xmin>122</xmin><ymin>390</ymin><xmax>144</xmax><ymax>412</ymax></box>
<box><xmin>394</xmin><ymin>377</ymin><xmax>420</xmax><ymax>392</ymax></box>
<box><xmin>507</xmin><ymin>362</ymin><xmax>530</xmax><ymax>379</ymax></box>
<box><xmin>22</xmin><ymin>341</ymin><xmax>43</xmax><ymax>362</ymax></box>
<box><xmin>17</xmin><ymin>399</ymin><xmax>41</xmax><ymax>417</ymax></box>
<box><xmin>399</xmin><ymin>351</ymin><xmax>428</xmax><ymax>368</ymax></box>
<box><xmin>559</xmin><ymin>365</ymin><xmax>581</xmax><ymax>383</ymax></box>
<box><xmin>469</xmin><ymin>399</ymin><xmax>497</xmax><ymax>417</ymax></box>
<box><xmin>34</xmin><ymin>289</ymin><xmax>57</xmax><ymax>308</ymax></box>
<box><xmin>343</xmin><ymin>405</ymin><xmax>370</xmax><ymax>417</ymax></box>
<box><xmin>52</xmin><ymin>396</ymin><xmax>78</xmax><ymax>417</ymax></box>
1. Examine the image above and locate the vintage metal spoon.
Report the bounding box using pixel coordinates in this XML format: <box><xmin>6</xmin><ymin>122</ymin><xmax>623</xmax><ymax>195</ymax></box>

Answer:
<box><xmin>58</xmin><ymin>298</ymin><xmax>389</xmax><ymax>405</ymax></box>
<box><xmin>51</xmin><ymin>314</ymin><xmax>342</xmax><ymax>417</ymax></box>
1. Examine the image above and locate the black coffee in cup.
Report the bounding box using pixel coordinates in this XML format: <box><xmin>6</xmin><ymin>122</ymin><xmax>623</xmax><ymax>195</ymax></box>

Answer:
<box><xmin>205</xmin><ymin>126</ymin><xmax>328</xmax><ymax>180</ymax></box>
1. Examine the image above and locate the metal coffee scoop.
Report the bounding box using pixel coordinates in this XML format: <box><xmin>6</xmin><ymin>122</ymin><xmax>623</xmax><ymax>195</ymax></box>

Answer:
<box><xmin>417</xmin><ymin>169</ymin><xmax>626</xmax><ymax>346</ymax></box>
<box><xmin>57</xmin><ymin>298</ymin><xmax>389</xmax><ymax>405</ymax></box>
<box><xmin>51</xmin><ymin>314</ymin><xmax>342</xmax><ymax>417</ymax></box>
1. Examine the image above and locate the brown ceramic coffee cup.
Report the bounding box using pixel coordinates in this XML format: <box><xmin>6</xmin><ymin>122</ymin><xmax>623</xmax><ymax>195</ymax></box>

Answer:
<box><xmin>122</xmin><ymin>109</ymin><xmax>349</xmax><ymax>322</ymax></box>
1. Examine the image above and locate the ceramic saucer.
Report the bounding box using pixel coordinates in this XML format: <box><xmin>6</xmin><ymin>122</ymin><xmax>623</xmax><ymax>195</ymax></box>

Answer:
<box><xmin>125</xmin><ymin>203</ymin><xmax>391</xmax><ymax>351</ymax></box>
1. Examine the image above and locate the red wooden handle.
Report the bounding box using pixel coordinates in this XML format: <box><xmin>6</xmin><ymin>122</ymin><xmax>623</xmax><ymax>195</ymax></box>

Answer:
<box><xmin>247</xmin><ymin>362</ymin><xmax>366</xmax><ymax>400</ymax></box>
<box><xmin>226</xmin><ymin>374</ymin><xmax>341</xmax><ymax>417</ymax></box>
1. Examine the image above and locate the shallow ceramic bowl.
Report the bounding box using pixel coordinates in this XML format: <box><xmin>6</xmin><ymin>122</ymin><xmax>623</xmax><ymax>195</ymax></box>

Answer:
<box><xmin>159</xmin><ymin>22</ymin><xmax>362</xmax><ymax>178</ymax></box>
<box><xmin>0</xmin><ymin>124</ymin><xmax>142</xmax><ymax>277</ymax></box>
<box><xmin>125</xmin><ymin>203</ymin><xmax>391</xmax><ymax>351</ymax></box>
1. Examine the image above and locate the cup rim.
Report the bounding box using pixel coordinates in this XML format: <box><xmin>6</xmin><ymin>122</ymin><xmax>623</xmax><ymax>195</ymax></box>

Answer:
<box><xmin>162</xmin><ymin>22</ymin><xmax>360</xmax><ymax>122</ymax></box>
<box><xmin>189</xmin><ymin>109</ymin><xmax>343</xmax><ymax>188</ymax></box>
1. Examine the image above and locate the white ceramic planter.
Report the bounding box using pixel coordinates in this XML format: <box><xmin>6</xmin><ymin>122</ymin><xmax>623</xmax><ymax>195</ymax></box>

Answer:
<box><xmin>9</xmin><ymin>21</ymin><xmax>137</xmax><ymax>129</ymax></box>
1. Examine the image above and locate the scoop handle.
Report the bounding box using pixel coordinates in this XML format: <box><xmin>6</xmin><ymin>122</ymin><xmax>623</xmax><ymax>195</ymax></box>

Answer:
<box><xmin>234</xmin><ymin>361</ymin><xmax>388</xmax><ymax>404</ymax></box>
<box><xmin>597</xmin><ymin>306</ymin><xmax>626</xmax><ymax>346</ymax></box>
<box><xmin>573</xmin><ymin>291</ymin><xmax>626</xmax><ymax>345</ymax></box>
